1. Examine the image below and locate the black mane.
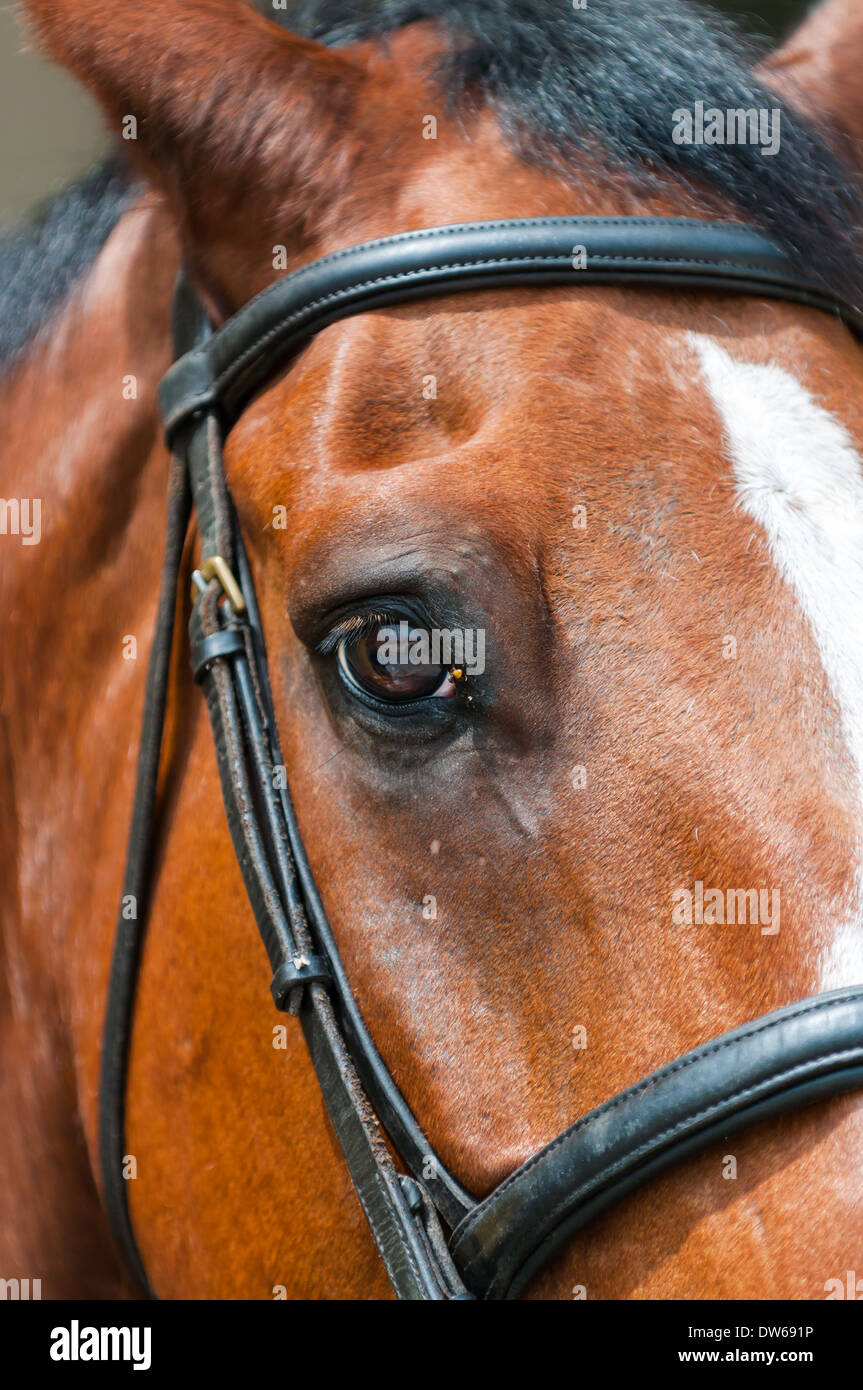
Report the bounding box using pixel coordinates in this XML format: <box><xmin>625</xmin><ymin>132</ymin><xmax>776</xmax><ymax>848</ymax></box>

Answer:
<box><xmin>288</xmin><ymin>0</ymin><xmax>862</xmax><ymax>308</ymax></box>
<box><xmin>0</xmin><ymin>155</ymin><xmax>136</xmax><ymax>369</ymax></box>
<box><xmin>2</xmin><ymin>0</ymin><xmax>861</xmax><ymax>369</ymax></box>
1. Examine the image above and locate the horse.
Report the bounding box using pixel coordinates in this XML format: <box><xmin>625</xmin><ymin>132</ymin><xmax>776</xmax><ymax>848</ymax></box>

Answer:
<box><xmin>2</xmin><ymin>0</ymin><xmax>863</xmax><ymax>1299</ymax></box>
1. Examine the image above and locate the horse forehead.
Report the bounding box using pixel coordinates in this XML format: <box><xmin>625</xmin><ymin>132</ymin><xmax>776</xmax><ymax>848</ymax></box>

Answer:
<box><xmin>230</xmin><ymin>300</ymin><xmax>862</xmax><ymax>563</ymax></box>
<box><xmin>229</xmin><ymin>291</ymin><xmax>704</xmax><ymax>502</ymax></box>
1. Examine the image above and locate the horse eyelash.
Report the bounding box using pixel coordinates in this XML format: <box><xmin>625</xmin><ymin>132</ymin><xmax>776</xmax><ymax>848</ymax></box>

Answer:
<box><xmin>315</xmin><ymin>611</ymin><xmax>403</xmax><ymax>657</ymax></box>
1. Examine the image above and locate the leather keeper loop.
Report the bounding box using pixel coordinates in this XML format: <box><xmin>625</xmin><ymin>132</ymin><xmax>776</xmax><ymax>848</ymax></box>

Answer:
<box><xmin>271</xmin><ymin>955</ymin><xmax>333</xmax><ymax>1010</ymax></box>
<box><xmin>191</xmin><ymin>628</ymin><xmax>246</xmax><ymax>683</ymax></box>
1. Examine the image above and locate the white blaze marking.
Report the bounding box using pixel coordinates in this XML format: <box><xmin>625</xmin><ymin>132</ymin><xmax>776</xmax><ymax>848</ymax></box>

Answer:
<box><xmin>690</xmin><ymin>334</ymin><xmax>863</xmax><ymax>983</ymax></box>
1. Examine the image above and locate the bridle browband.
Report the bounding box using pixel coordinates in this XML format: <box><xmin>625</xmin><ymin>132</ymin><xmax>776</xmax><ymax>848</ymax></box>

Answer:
<box><xmin>100</xmin><ymin>216</ymin><xmax>863</xmax><ymax>1300</ymax></box>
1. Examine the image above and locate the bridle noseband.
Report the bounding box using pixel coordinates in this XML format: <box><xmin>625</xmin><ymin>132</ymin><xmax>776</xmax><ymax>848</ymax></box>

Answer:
<box><xmin>100</xmin><ymin>216</ymin><xmax>863</xmax><ymax>1300</ymax></box>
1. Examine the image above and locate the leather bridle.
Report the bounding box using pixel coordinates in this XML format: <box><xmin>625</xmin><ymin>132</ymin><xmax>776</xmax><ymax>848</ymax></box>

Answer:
<box><xmin>100</xmin><ymin>216</ymin><xmax>863</xmax><ymax>1300</ymax></box>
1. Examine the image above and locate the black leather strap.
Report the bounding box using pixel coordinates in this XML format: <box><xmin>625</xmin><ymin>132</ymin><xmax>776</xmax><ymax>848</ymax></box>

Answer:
<box><xmin>186</xmin><ymin>528</ymin><xmax>473</xmax><ymax>1291</ymax></box>
<box><xmin>230</xmin><ymin>518</ymin><xmax>474</xmax><ymax>1228</ymax></box>
<box><xmin>159</xmin><ymin>216</ymin><xmax>862</xmax><ymax>438</ymax></box>
<box><xmin>450</xmin><ymin>988</ymin><xmax>863</xmax><ymax>1298</ymax></box>
<box><xmin>98</xmin><ymin>453</ymin><xmax>190</xmax><ymax>1298</ymax></box>
<box><xmin>300</xmin><ymin>984</ymin><xmax>471</xmax><ymax>1299</ymax></box>
<box><xmin>112</xmin><ymin>270</ymin><xmax>473</xmax><ymax>1298</ymax></box>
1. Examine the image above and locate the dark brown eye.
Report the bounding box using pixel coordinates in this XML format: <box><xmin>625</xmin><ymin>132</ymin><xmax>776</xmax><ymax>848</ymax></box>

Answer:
<box><xmin>337</xmin><ymin>623</ymin><xmax>455</xmax><ymax>703</ymax></box>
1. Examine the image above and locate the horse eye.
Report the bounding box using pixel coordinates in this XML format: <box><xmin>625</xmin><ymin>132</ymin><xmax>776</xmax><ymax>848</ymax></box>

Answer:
<box><xmin>337</xmin><ymin>623</ymin><xmax>455</xmax><ymax>703</ymax></box>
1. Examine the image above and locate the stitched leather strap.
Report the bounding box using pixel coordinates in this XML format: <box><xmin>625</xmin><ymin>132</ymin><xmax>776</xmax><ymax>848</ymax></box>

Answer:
<box><xmin>186</xmin><ymin>509</ymin><xmax>473</xmax><ymax>1296</ymax></box>
<box><xmin>450</xmin><ymin>988</ymin><xmax>863</xmax><ymax>1298</ymax></box>
<box><xmin>103</xmin><ymin>268</ymin><xmax>473</xmax><ymax>1298</ymax></box>
<box><xmin>214</xmin><ymin>472</ymin><xmax>475</xmax><ymax>1230</ymax></box>
<box><xmin>159</xmin><ymin>216</ymin><xmax>862</xmax><ymax>438</ymax></box>
<box><xmin>187</xmin><ymin>523</ymin><xmax>473</xmax><ymax>1291</ymax></box>
<box><xmin>301</xmin><ymin>984</ymin><xmax>471</xmax><ymax>1299</ymax></box>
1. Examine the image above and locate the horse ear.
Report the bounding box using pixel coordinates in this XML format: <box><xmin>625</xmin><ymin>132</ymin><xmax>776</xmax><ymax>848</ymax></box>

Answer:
<box><xmin>761</xmin><ymin>0</ymin><xmax>863</xmax><ymax>157</ymax></box>
<box><xmin>19</xmin><ymin>0</ymin><xmax>369</xmax><ymax>310</ymax></box>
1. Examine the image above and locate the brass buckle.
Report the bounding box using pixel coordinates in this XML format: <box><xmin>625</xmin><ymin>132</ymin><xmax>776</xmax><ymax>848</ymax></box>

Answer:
<box><xmin>191</xmin><ymin>555</ymin><xmax>247</xmax><ymax>613</ymax></box>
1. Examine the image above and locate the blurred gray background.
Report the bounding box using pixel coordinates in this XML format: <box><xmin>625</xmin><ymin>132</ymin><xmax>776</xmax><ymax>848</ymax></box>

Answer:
<box><xmin>0</xmin><ymin>0</ymin><xmax>813</xmax><ymax>229</ymax></box>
